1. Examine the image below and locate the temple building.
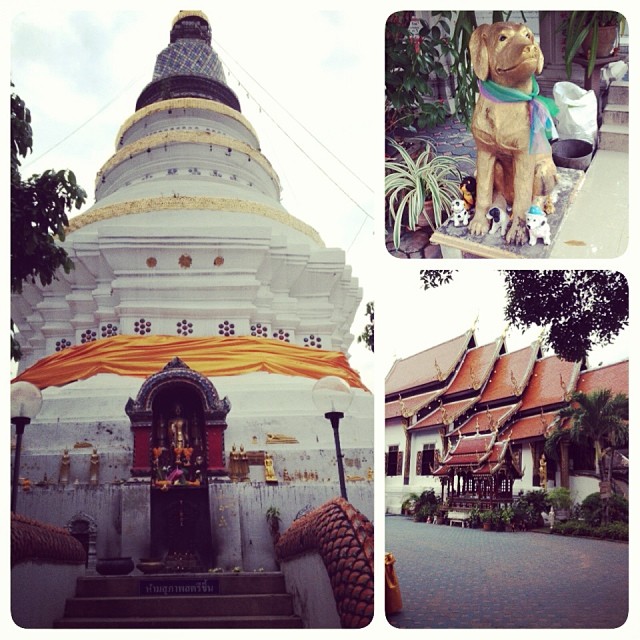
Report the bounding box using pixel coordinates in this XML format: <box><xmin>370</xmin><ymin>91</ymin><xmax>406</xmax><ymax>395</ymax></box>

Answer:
<box><xmin>11</xmin><ymin>11</ymin><xmax>373</xmax><ymax>628</ymax></box>
<box><xmin>385</xmin><ymin>325</ymin><xmax>628</xmax><ymax>514</ymax></box>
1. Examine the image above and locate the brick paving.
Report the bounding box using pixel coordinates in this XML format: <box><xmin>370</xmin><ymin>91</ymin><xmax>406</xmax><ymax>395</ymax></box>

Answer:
<box><xmin>385</xmin><ymin>515</ymin><xmax>629</xmax><ymax>629</ymax></box>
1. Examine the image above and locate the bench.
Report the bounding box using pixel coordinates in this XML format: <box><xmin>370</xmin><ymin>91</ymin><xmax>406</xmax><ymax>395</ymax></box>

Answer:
<box><xmin>447</xmin><ymin>510</ymin><xmax>471</xmax><ymax>528</ymax></box>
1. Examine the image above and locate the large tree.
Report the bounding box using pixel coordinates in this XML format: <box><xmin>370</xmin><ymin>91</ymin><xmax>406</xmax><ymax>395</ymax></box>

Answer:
<box><xmin>11</xmin><ymin>88</ymin><xmax>87</xmax><ymax>360</ymax></box>
<box><xmin>419</xmin><ymin>270</ymin><xmax>628</xmax><ymax>363</ymax></box>
<box><xmin>357</xmin><ymin>301</ymin><xmax>374</xmax><ymax>353</ymax></box>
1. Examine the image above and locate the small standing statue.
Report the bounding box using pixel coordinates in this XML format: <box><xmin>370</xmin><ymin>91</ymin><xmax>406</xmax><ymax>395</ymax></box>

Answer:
<box><xmin>264</xmin><ymin>453</ymin><xmax>278</xmax><ymax>484</ymax></box>
<box><xmin>539</xmin><ymin>453</ymin><xmax>548</xmax><ymax>490</ymax></box>
<box><xmin>89</xmin><ymin>448</ymin><xmax>100</xmax><ymax>486</ymax></box>
<box><xmin>168</xmin><ymin>403</ymin><xmax>189</xmax><ymax>449</ymax></box>
<box><xmin>228</xmin><ymin>444</ymin><xmax>241</xmax><ymax>482</ymax></box>
<box><xmin>238</xmin><ymin>445</ymin><xmax>250</xmax><ymax>482</ymax></box>
<box><xmin>59</xmin><ymin>449</ymin><xmax>71</xmax><ymax>485</ymax></box>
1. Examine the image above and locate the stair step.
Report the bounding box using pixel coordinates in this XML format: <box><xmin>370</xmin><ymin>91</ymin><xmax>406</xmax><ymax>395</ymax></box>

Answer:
<box><xmin>607</xmin><ymin>80</ymin><xmax>629</xmax><ymax>105</ymax></box>
<box><xmin>602</xmin><ymin>103</ymin><xmax>629</xmax><ymax>126</ymax></box>
<box><xmin>63</xmin><ymin>593</ymin><xmax>295</xmax><ymax>618</ymax></box>
<box><xmin>54</xmin><ymin>615</ymin><xmax>304</xmax><ymax>629</ymax></box>
<box><xmin>56</xmin><ymin>572</ymin><xmax>303</xmax><ymax>629</ymax></box>
<box><xmin>598</xmin><ymin>123</ymin><xmax>629</xmax><ymax>152</ymax></box>
<box><xmin>75</xmin><ymin>572</ymin><xmax>287</xmax><ymax>597</ymax></box>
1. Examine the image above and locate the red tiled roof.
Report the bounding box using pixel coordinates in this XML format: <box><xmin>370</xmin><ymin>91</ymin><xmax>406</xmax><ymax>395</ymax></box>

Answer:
<box><xmin>409</xmin><ymin>397</ymin><xmax>477</xmax><ymax>431</ymax></box>
<box><xmin>518</xmin><ymin>355</ymin><xmax>581</xmax><ymax>412</ymax></box>
<box><xmin>501</xmin><ymin>411</ymin><xmax>561</xmax><ymax>442</ymax></box>
<box><xmin>385</xmin><ymin>331</ymin><xmax>473</xmax><ymax>395</ymax></box>
<box><xmin>445</xmin><ymin>338</ymin><xmax>503</xmax><ymax>396</ymax></box>
<box><xmin>455</xmin><ymin>403</ymin><xmax>520</xmax><ymax>436</ymax></box>
<box><xmin>275</xmin><ymin>498</ymin><xmax>373</xmax><ymax>629</ymax></box>
<box><xmin>385</xmin><ymin>389</ymin><xmax>442</xmax><ymax>420</ymax></box>
<box><xmin>479</xmin><ymin>343</ymin><xmax>540</xmax><ymax>403</ymax></box>
<box><xmin>576</xmin><ymin>360</ymin><xmax>629</xmax><ymax>396</ymax></box>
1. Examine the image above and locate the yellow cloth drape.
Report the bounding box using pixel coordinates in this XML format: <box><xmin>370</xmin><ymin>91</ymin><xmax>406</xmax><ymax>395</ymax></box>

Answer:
<box><xmin>13</xmin><ymin>335</ymin><xmax>368</xmax><ymax>392</ymax></box>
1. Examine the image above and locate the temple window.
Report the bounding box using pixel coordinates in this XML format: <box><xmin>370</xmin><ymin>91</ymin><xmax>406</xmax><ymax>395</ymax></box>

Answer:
<box><xmin>386</xmin><ymin>445</ymin><xmax>403</xmax><ymax>477</ymax></box>
<box><xmin>417</xmin><ymin>443</ymin><xmax>436</xmax><ymax>476</ymax></box>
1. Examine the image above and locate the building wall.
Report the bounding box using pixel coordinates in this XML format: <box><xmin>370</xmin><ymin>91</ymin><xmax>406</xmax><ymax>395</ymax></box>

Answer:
<box><xmin>15</xmin><ymin>482</ymin><xmax>374</xmax><ymax>571</ymax></box>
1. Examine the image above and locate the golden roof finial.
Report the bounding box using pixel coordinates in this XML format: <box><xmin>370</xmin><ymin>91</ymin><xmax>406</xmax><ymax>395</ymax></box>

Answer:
<box><xmin>559</xmin><ymin>373</ymin><xmax>570</xmax><ymax>401</ymax></box>
<box><xmin>173</xmin><ymin>10</ymin><xmax>210</xmax><ymax>27</ymax></box>
<box><xmin>510</xmin><ymin>369</ymin><xmax>521</xmax><ymax>396</ymax></box>
<box><xmin>470</xmin><ymin>364</ymin><xmax>479</xmax><ymax>390</ymax></box>
<box><xmin>434</xmin><ymin>359</ymin><xmax>444</xmax><ymax>381</ymax></box>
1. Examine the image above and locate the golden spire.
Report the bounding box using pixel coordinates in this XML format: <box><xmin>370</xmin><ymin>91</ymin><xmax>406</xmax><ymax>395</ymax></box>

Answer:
<box><xmin>172</xmin><ymin>10</ymin><xmax>210</xmax><ymax>26</ymax></box>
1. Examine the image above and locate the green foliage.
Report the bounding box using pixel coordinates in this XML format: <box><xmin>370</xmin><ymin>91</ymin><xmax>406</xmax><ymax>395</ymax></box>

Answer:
<box><xmin>579</xmin><ymin>492</ymin><xmax>628</xmax><ymax>526</ymax></box>
<box><xmin>558</xmin><ymin>11</ymin><xmax>625</xmax><ymax>78</ymax></box>
<box><xmin>357</xmin><ymin>301</ymin><xmax>374</xmax><ymax>353</ymax></box>
<box><xmin>11</xmin><ymin>89</ymin><xmax>87</xmax><ymax>360</ymax></box>
<box><xmin>385</xmin><ymin>12</ymin><xmax>454</xmax><ymax>133</ymax></box>
<box><xmin>513</xmin><ymin>490</ymin><xmax>550</xmax><ymax>528</ymax></box>
<box><xmin>419</xmin><ymin>270</ymin><xmax>455</xmax><ymax>290</ymax></box>
<box><xmin>502</xmin><ymin>270</ymin><xmax>628</xmax><ymax>363</ymax></box>
<box><xmin>551</xmin><ymin>519</ymin><xmax>628</xmax><ymax>541</ymax></box>
<box><xmin>385</xmin><ymin>137</ymin><xmax>463</xmax><ymax>248</ymax></box>
<box><xmin>547</xmin><ymin>487</ymin><xmax>573</xmax><ymax>511</ymax></box>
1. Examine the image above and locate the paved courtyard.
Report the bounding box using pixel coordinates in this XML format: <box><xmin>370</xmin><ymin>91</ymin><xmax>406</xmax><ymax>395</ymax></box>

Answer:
<box><xmin>385</xmin><ymin>515</ymin><xmax>628</xmax><ymax>629</ymax></box>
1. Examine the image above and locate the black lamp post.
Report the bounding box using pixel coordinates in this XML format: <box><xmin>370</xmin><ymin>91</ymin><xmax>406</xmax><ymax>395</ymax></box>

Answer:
<box><xmin>11</xmin><ymin>381</ymin><xmax>42</xmax><ymax>513</ymax></box>
<box><xmin>312</xmin><ymin>376</ymin><xmax>353</xmax><ymax>501</ymax></box>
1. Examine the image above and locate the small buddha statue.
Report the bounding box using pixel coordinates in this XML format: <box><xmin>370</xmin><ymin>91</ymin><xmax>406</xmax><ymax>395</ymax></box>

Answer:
<box><xmin>264</xmin><ymin>453</ymin><xmax>278</xmax><ymax>483</ymax></box>
<box><xmin>59</xmin><ymin>449</ymin><xmax>71</xmax><ymax>485</ymax></box>
<box><xmin>89</xmin><ymin>448</ymin><xmax>100</xmax><ymax>486</ymax></box>
<box><xmin>539</xmin><ymin>453</ymin><xmax>548</xmax><ymax>490</ymax></box>
<box><xmin>168</xmin><ymin>403</ymin><xmax>189</xmax><ymax>449</ymax></box>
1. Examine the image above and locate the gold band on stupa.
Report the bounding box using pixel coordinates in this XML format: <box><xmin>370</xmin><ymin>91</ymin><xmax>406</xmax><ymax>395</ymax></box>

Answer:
<box><xmin>115</xmin><ymin>98</ymin><xmax>259</xmax><ymax>149</ymax></box>
<box><xmin>172</xmin><ymin>11</ymin><xmax>210</xmax><ymax>27</ymax></box>
<box><xmin>65</xmin><ymin>195</ymin><xmax>325</xmax><ymax>246</ymax></box>
<box><xmin>96</xmin><ymin>130</ymin><xmax>280</xmax><ymax>190</ymax></box>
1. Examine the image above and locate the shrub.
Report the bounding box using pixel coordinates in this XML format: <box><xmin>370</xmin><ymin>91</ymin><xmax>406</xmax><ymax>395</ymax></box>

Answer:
<box><xmin>580</xmin><ymin>492</ymin><xmax>628</xmax><ymax>526</ymax></box>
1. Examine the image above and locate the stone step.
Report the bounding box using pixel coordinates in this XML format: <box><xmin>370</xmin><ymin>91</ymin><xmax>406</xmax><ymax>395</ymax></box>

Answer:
<box><xmin>54</xmin><ymin>571</ymin><xmax>303</xmax><ymax>629</ymax></box>
<box><xmin>602</xmin><ymin>103</ymin><xmax>629</xmax><ymax>126</ymax></box>
<box><xmin>75</xmin><ymin>572</ymin><xmax>287</xmax><ymax>597</ymax></box>
<box><xmin>607</xmin><ymin>80</ymin><xmax>629</xmax><ymax>105</ymax></box>
<box><xmin>54</xmin><ymin>615</ymin><xmax>304</xmax><ymax>629</ymax></box>
<box><xmin>598</xmin><ymin>123</ymin><xmax>629</xmax><ymax>152</ymax></box>
<box><xmin>62</xmin><ymin>593</ymin><xmax>295</xmax><ymax>618</ymax></box>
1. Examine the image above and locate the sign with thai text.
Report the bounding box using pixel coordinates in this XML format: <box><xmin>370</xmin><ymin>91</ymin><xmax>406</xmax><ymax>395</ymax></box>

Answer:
<box><xmin>139</xmin><ymin>578</ymin><xmax>220</xmax><ymax>596</ymax></box>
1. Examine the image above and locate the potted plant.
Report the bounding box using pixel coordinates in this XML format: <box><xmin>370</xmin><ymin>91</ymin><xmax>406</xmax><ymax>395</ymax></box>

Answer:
<box><xmin>468</xmin><ymin>505</ymin><xmax>481</xmax><ymax>529</ymax></box>
<box><xmin>547</xmin><ymin>487</ymin><xmax>573</xmax><ymax>522</ymax></box>
<box><xmin>385</xmin><ymin>137</ymin><xmax>463</xmax><ymax>249</ymax></box>
<box><xmin>500</xmin><ymin>506</ymin><xmax>515</xmax><ymax>532</ymax></box>
<box><xmin>479</xmin><ymin>510</ymin><xmax>493</xmax><ymax>531</ymax></box>
<box><xmin>559</xmin><ymin>11</ymin><xmax>626</xmax><ymax>78</ymax></box>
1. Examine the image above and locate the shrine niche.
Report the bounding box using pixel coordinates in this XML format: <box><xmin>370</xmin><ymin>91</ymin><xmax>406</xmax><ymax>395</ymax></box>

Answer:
<box><xmin>125</xmin><ymin>357</ymin><xmax>231</xmax><ymax>478</ymax></box>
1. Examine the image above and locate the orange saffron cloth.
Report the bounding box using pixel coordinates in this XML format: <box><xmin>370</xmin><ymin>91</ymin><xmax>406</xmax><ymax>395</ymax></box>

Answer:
<box><xmin>13</xmin><ymin>335</ymin><xmax>369</xmax><ymax>392</ymax></box>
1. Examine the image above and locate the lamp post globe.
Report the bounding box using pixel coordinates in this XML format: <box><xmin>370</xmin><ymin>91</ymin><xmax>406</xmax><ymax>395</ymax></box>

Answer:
<box><xmin>312</xmin><ymin>376</ymin><xmax>353</xmax><ymax>501</ymax></box>
<box><xmin>11</xmin><ymin>381</ymin><xmax>43</xmax><ymax>513</ymax></box>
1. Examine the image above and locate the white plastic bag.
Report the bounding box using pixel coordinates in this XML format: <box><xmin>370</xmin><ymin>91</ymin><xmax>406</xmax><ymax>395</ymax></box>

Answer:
<box><xmin>553</xmin><ymin>81</ymin><xmax>598</xmax><ymax>144</ymax></box>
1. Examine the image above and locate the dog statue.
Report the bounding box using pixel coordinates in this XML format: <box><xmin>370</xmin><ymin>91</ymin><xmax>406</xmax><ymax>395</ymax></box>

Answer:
<box><xmin>467</xmin><ymin>22</ymin><xmax>558</xmax><ymax>244</ymax></box>
<box><xmin>486</xmin><ymin>194</ymin><xmax>509</xmax><ymax>237</ymax></box>
<box><xmin>526</xmin><ymin>205</ymin><xmax>551</xmax><ymax>245</ymax></box>
<box><xmin>450</xmin><ymin>199</ymin><xmax>470</xmax><ymax>227</ymax></box>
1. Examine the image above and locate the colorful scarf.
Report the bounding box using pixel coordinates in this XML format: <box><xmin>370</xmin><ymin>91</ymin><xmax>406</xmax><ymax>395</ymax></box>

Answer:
<box><xmin>477</xmin><ymin>77</ymin><xmax>559</xmax><ymax>154</ymax></box>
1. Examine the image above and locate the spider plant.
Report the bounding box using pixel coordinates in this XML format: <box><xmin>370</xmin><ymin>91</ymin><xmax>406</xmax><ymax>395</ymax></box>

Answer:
<box><xmin>385</xmin><ymin>137</ymin><xmax>462</xmax><ymax>249</ymax></box>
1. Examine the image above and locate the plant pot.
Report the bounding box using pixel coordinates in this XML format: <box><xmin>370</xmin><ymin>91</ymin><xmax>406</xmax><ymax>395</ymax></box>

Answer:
<box><xmin>552</xmin><ymin>139</ymin><xmax>593</xmax><ymax>171</ymax></box>
<box><xmin>482</xmin><ymin>522</ymin><xmax>492</xmax><ymax>531</ymax></box>
<box><xmin>581</xmin><ymin>25</ymin><xmax>618</xmax><ymax>59</ymax></box>
<box><xmin>96</xmin><ymin>556</ymin><xmax>135</xmax><ymax>576</ymax></box>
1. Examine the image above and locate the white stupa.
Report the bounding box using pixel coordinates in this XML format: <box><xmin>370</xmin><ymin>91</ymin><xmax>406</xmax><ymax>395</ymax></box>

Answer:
<box><xmin>11</xmin><ymin>11</ymin><xmax>373</xmax><ymax>570</ymax></box>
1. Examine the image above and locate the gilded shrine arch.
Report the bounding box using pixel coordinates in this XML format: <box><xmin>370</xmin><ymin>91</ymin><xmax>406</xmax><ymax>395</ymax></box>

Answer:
<box><xmin>125</xmin><ymin>357</ymin><xmax>231</xmax><ymax>478</ymax></box>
